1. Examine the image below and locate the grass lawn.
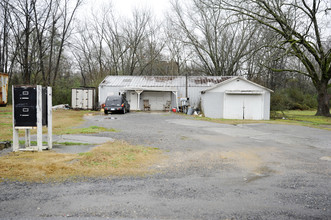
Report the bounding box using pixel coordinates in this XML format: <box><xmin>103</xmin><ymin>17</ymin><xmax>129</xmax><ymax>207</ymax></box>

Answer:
<box><xmin>269</xmin><ymin>110</ymin><xmax>331</xmax><ymax>130</ymax></box>
<box><xmin>0</xmin><ymin>140</ymin><xmax>162</xmax><ymax>182</ymax></box>
<box><xmin>0</xmin><ymin>105</ymin><xmax>116</xmax><ymax>141</ymax></box>
<box><xmin>192</xmin><ymin>110</ymin><xmax>331</xmax><ymax>131</ymax></box>
<box><xmin>0</xmin><ymin>105</ymin><xmax>163</xmax><ymax>182</ymax></box>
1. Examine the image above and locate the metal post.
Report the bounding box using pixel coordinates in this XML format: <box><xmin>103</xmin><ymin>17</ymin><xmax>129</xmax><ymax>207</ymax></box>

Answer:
<box><xmin>47</xmin><ymin>87</ymin><xmax>52</xmax><ymax>149</ymax></box>
<box><xmin>36</xmin><ymin>85</ymin><xmax>42</xmax><ymax>152</ymax></box>
<box><xmin>185</xmin><ymin>73</ymin><xmax>188</xmax><ymax>98</ymax></box>
<box><xmin>172</xmin><ymin>91</ymin><xmax>179</xmax><ymax>111</ymax></box>
<box><xmin>136</xmin><ymin>90</ymin><xmax>143</xmax><ymax>110</ymax></box>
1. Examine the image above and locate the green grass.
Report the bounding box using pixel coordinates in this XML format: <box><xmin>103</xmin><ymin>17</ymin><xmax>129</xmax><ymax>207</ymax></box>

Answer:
<box><xmin>275</xmin><ymin>110</ymin><xmax>331</xmax><ymax>129</ymax></box>
<box><xmin>192</xmin><ymin>110</ymin><xmax>331</xmax><ymax>131</ymax></box>
<box><xmin>18</xmin><ymin>140</ymin><xmax>48</xmax><ymax>145</ymax></box>
<box><xmin>60</xmin><ymin>126</ymin><xmax>118</xmax><ymax>135</ymax></box>
<box><xmin>17</xmin><ymin>141</ymin><xmax>89</xmax><ymax>146</ymax></box>
<box><xmin>55</xmin><ymin>142</ymin><xmax>90</xmax><ymax>146</ymax></box>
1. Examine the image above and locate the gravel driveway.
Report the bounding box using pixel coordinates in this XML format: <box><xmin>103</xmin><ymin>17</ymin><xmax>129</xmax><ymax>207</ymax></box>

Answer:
<box><xmin>1</xmin><ymin>112</ymin><xmax>330</xmax><ymax>219</ymax></box>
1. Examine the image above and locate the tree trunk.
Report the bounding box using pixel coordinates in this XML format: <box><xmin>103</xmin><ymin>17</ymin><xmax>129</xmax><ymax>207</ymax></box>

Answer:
<box><xmin>315</xmin><ymin>79</ymin><xmax>331</xmax><ymax>117</ymax></box>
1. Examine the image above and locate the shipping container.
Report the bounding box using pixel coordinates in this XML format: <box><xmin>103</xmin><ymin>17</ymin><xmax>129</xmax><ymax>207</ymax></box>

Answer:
<box><xmin>0</xmin><ymin>73</ymin><xmax>9</xmax><ymax>106</ymax></box>
<box><xmin>71</xmin><ymin>87</ymin><xmax>96</xmax><ymax>110</ymax></box>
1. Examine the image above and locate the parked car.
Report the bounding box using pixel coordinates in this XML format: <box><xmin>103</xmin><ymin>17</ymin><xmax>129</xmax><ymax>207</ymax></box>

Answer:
<box><xmin>104</xmin><ymin>95</ymin><xmax>130</xmax><ymax>114</ymax></box>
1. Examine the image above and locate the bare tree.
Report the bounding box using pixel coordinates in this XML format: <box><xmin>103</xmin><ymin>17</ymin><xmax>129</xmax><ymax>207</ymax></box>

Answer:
<box><xmin>164</xmin><ymin>19</ymin><xmax>192</xmax><ymax>75</ymax></box>
<box><xmin>169</xmin><ymin>0</ymin><xmax>258</xmax><ymax>76</ymax></box>
<box><xmin>32</xmin><ymin>0</ymin><xmax>54</xmax><ymax>85</ymax></box>
<box><xmin>209</xmin><ymin>0</ymin><xmax>331</xmax><ymax>116</ymax></box>
<box><xmin>52</xmin><ymin>0</ymin><xmax>83</xmax><ymax>86</ymax></box>
<box><xmin>0</xmin><ymin>0</ymin><xmax>10</xmax><ymax>74</ymax></box>
<box><xmin>122</xmin><ymin>9</ymin><xmax>152</xmax><ymax>75</ymax></box>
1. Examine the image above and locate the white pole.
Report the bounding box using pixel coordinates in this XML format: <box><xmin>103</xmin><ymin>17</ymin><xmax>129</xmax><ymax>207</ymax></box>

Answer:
<box><xmin>172</xmin><ymin>91</ymin><xmax>179</xmax><ymax>111</ymax></box>
<box><xmin>36</xmin><ymin>85</ymin><xmax>42</xmax><ymax>152</ymax></box>
<box><xmin>47</xmin><ymin>87</ymin><xmax>52</xmax><ymax>149</ymax></box>
<box><xmin>136</xmin><ymin>90</ymin><xmax>143</xmax><ymax>111</ymax></box>
<box><xmin>12</xmin><ymin>85</ymin><xmax>19</xmax><ymax>152</ymax></box>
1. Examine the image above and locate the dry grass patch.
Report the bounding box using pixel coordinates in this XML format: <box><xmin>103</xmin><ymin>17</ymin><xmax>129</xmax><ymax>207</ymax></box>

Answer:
<box><xmin>0</xmin><ymin>106</ymin><xmax>111</xmax><ymax>141</ymax></box>
<box><xmin>52</xmin><ymin>109</ymin><xmax>90</xmax><ymax>135</ymax></box>
<box><xmin>0</xmin><ymin>140</ymin><xmax>163</xmax><ymax>182</ymax></box>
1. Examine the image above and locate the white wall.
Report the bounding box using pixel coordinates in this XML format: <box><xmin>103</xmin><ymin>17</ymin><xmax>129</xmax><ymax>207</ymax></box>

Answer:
<box><xmin>208</xmin><ymin>78</ymin><xmax>263</xmax><ymax>92</ymax></box>
<box><xmin>264</xmin><ymin>92</ymin><xmax>271</xmax><ymax>120</ymax></box>
<box><xmin>201</xmin><ymin>78</ymin><xmax>271</xmax><ymax>120</ymax></box>
<box><xmin>201</xmin><ymin>92</ymin><xmax>224</xmax><ymax>118</ymax></box>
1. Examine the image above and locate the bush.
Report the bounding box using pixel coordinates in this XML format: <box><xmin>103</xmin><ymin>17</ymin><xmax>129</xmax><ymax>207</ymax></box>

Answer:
<box><xmin>271</xmin><ymin>87</ymin><xmax>317</xmax><ymax>111</ymax></box>
<box><xmin>52</xmin><ymin>76</ymin><xmax>81</xmax><ymax>105</ymax></box>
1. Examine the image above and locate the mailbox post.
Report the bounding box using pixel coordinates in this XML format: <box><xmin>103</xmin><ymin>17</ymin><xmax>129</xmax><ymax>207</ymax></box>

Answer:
<box><xmin>12</xmin><ymin>85</ymin><xmax>52</xmax><ymax>152</ymax></box>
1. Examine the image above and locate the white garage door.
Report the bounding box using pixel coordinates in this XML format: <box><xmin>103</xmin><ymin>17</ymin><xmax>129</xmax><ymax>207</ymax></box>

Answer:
<box><xmin>224</xmin><ymin>94</ymin><xmax>263</xmax><ymax>120</ymax></box>
<box><xmin>141</xmin><ymin>92</ymin><xmax>171</xmax><ymax>110</ymax></box>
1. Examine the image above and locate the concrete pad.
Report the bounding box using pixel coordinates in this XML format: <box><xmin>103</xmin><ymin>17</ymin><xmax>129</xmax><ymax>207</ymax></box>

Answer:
<box><xmin>52</xmin><ymin>144</ymin><xmax>97</xmax><ymax>154</ymax></box>
<box><xmin>51</xmin><ymin>135</ymin><xmax>114</xmax><ymax>154</ymax></box>
<box><xmin>53</xmin><ymin>135</ymin><xmax>114</xmax><ymax>145</ymax></box>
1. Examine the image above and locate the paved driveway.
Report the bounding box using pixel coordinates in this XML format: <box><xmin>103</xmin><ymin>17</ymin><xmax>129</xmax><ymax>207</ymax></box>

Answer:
<box><xmin>1</xmin><ymin>112</ymin><xmax>330</xmax><ymax>219</ymax></box>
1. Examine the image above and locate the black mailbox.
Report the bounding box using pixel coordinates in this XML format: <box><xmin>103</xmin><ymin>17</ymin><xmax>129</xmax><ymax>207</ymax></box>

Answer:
<box><xmin>14</xmin><ymin>86</ymin><xmax>48</xmax><ymax>127</ymax></box>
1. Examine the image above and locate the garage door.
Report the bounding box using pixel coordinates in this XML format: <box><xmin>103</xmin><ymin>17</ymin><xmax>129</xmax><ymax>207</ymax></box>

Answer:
<box><xmin>141</xmin><ymin>92</ymin><xmax>171</xmax><ymax>110</ymax></box>
<box><xmin>224</xmin><ymin>94</ymin><xmax>263</xmax><ymax>120</ymax></box>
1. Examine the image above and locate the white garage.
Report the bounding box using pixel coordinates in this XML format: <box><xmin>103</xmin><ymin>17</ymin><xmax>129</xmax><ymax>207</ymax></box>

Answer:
<box><xmin>201</xmin><ymin>77</ymin><xmax>272</xmax><ymax>120</ymax></box>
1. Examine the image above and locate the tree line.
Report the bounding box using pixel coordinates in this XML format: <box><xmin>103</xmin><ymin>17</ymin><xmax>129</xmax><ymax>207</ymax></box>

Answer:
<box><xmin>0</xmin><ymin>0</ymin><xmax>330</xmax><ymax>116</ymax></box>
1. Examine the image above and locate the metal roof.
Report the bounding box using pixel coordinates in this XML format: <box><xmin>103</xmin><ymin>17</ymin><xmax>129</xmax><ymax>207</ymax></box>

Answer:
<box><xmin>201</xmin><ymin>76</ymin><xmax>273</xmax><ymax>93</ymax></box>
<box><xmin>99</xmin><ymin>75</ymin><xmax>232</xmax><ymax>88</ymax></box>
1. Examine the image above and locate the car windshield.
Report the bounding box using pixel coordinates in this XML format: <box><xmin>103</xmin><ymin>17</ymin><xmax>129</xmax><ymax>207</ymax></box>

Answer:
<box><xmin>106</xmin><ymin>97</ymin><xmax>121</xmax><ymax>105</ymax></box>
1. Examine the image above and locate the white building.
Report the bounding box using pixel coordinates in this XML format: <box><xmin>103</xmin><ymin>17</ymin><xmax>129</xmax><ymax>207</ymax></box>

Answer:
<box><xmin>201</xmin><ymin>76</ymin><xmax>272</xmax><ymax>120</ymax></box>
<box><xmin>98</xmin><ymin>75</ymin><xmax>232</xmax><ymax>111</ymax></box>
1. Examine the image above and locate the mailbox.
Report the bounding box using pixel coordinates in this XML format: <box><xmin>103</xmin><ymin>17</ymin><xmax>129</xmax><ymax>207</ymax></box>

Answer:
<box><xmin>14</xmin><ymin>86</ymin><xmax>37</xmax><ymax>126</ymax></box>
<box><xmin>13</xmin><ymin>86</ymin><xmax>48</xmax><ymax>127</ymax></box>
<box><xmin>12</xmin><ymin>85</ymin><xmax>52</xmax><ymax>152</ymax></box>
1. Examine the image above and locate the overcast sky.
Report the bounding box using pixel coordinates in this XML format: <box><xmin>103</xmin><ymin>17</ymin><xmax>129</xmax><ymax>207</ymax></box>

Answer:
<box><xmin>81</xmin><ymin>0</ymin><xmax>172</xmax><ymax>19</ymax></box>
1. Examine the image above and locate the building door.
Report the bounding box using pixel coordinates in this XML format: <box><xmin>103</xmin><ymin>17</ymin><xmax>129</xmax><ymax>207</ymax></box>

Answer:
<box><xmin>224</xmin><ymin>94</ymin><xmax>263</xmax><ymax>120</ymax></box>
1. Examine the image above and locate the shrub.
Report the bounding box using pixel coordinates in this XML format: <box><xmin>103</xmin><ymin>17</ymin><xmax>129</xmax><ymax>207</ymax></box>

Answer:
<box><xmin>271</xmin><ymin>87</ymin><xmax>317</xmax><ymax>111</ymax></box>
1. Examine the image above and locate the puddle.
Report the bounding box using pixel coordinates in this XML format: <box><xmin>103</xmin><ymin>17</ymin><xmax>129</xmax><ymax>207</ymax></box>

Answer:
<box><xmin>52</xmin><ymin>144</ymin><xmax>97</xmax><ymax>154</ymax></box>
<box><xmin>105</xmin><ymin>117</ymin><xmax>117</xmax><ymax>120</ymax></box>
<box><xmin>320</xmin><ymin>156</ymin><xmax>331</xmax><ymax>161</ymax></box>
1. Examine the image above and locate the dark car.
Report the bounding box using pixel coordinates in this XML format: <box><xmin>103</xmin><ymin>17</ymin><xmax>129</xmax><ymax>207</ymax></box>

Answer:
<box><xmin>104</xmin><ymin>95</ymin><xmax>130</xmax><ymax>114</ymax></box>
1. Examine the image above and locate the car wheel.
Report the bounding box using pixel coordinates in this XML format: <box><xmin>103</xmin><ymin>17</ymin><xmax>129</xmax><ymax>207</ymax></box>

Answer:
<box><xmin>104</xmin><ymin>110</ymin><xmax>108</xmax><ymax>115</ymax></box>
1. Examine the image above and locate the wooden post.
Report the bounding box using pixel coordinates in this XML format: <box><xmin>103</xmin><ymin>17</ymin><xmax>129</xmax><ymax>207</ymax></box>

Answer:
<box><xmin>36</xmin><ymin>85</ymin><xmax>42</xmax><ymax>152</ymax></box>
<box><xmin>12</xmin><ymin>85</ymin><xmax>19</xmax><ymax>152</ymax></box>
<box><xmin>25</xmin><ymin>130</ymin><xmax>30</xmax><ymax>148</ymax></box>
<box><xmin>47</xmin><ymin>87</ymin><xmax>52</xmax><ymax>149</ymax></box>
